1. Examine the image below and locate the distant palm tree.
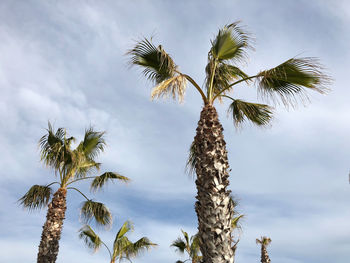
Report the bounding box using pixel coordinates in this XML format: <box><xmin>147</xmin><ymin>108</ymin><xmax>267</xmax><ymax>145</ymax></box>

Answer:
<box><xmin>79</xmin><ymin>221</ymin><xmax>157</xmax><ymax>263</ymax></box>
<box><xmin>171</xmin><ymin>230</ymin><xmax>202</xmax><ymax>263</ymax></box>
<box><xmin>128</xmin><ymin>21</ymin><xmax>329</xmax><ymax>263</ymax></box>
<box><xmin>19</xmin><ymin>123</ymin><xmax>129</xmax><ymax>263</ymax></box>
<box><xmin>256</xmin><ymin>236</ymin><xmax>272</xmax><ymax>263</ymax></box>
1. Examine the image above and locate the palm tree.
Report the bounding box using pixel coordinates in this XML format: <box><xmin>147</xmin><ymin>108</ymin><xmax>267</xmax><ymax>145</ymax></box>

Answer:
<box><xmin>19</xmin><ymin>123</ymin><xmax>129</xmax><ymax>263</ymax></box>
<box><xmin>256</xmin><ymin>236</ymin><xmax>272</xmax><ymax>263</ymax></box>
<box><xmin>128</xmin><ymin>22</ymin><xmax>329</xmax><ymax>263</ymax></box>
<box><xmin>79</xmin><ymin>221</ymin><xmax>157</xmax><ymax>263</ymax></box>
<box><xmin>171</xmin><ymin>230</ymin><xmax>202</xmax><ymax>263</ymax></box>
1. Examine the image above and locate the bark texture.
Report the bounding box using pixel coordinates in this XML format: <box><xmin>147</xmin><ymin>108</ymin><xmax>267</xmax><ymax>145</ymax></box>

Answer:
<box><xmin>260</xmin><ymin>246</ymin><xmax>271</xmax><ymax>263</ymax></box>
<box><xmin>37</xmin><ymin>188</ymin><xmax>67</xmax><ymax>263</ymax></box>
<box><xmin>194</xmin><ymin>105</ymin><xmax>234</xmax><ymax>263</ymax></box>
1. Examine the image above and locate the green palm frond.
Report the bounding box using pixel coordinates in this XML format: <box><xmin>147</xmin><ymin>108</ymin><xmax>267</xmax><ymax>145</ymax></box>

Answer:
<box><xmin>228</xmin><ymin>99</ymin><xmax>273</xmax><ymax>127</ymax></box>
<box><xmin>171</xmin><ymin>238</ymin><xmax>186</xmax><ymax>254</ymax></box>
<box><xmin>39</xmin><ymin>122</ymin><xmax>75</xmax><ymax>173</ymax></box>
<box><xmin>231</xmin><ymin>214</ymin><xmax>244</xmax><ymax>230</ymax></box>
<box><xmin>206</xmin><ymin>62</ymin><xmax>249</xmax><ymax>97</ymax></box>
<box><xmin>74</xmin><ymin>160</ymin><xmax>101</xmax><ymax>179</ymax></box>
<box><xmin>127</xmin><ymin>38</ymin><xmax>177</xmax><ymax>84</ymax></box>
<box><xmin>257</xmin><ymin>57</ymin><xmax>330</xmax><ymax>107</ymax></box>
<box><xmin>185</xmin><ymin>141</ymin><xmax>197</xmax><ymax>176</ymax></box>
<box><xmin>78</xmin><ymin>127</ymin><xmax>106</xmax><ymax>159</ymax></box>
<box><xmin>78</xmin><ymin>225</ymin><xmax>102</xmax><ymax>252</ymax></box>
<box><xmin>211</xmin><ymin>22</ymin><xmax>252</xmax><ymax>63</ymax></box>
<box><xmin>81</xmin><ymin>200</ymin><xmax>112</xmax><ymax>227</ymax></box>
<box><xmin>115</xmin><ymin>221</ymin><xmax>134</xmax><ymax>241</ymax></box>
<box><xmin>126</xmin><ymin>237</ymin><xmax>157</xmax><ymax>258</ymax></box>
<box><xmin>151</xmin><ymin>74</ymin><xmax>187</xmax><ymax>103</ymax></box>
<box><xmin>189</xmin><ymin>234</ymin><xmax>201</xmax><ymax>258</ymax></box>
<box><xmin>90</xmin><ymin>172</ymin><xmax>130</xmax><ymax>192</ymax></box>
<box><xmin>19</xmin><ymin>184</ymin><xmax>52</xmax><ymax>210</ymax></box>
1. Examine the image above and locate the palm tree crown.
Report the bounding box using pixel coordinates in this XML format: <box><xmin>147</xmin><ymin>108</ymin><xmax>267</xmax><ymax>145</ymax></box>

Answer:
<box><xmin>171</xmin><ymin>230</ymin><xmax>202</xmax><ymax>263</ymax></box>
<box><xmin>79</xmin><ymin>221</ymin><xmax>157</xmax><ymax>263</ymax></box>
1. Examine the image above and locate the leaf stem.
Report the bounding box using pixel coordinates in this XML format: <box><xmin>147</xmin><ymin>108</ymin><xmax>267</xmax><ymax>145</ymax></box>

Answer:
<box><xmin>67</xmin><ymin>187</ymin><xmax>90</xmax><ymax>201</ymax></box>
<box><xmin>66</xmin><ymin>176</ymin><xmax>96</xmax><ymax>186</ymax></box>
<box><xmin>212</xmin><ymin>75</ymin><xmax>258</xmax><ymax>102</ymax></box>
<box><xmin>183</xmin><ymin>74</ymin><xmax>208</xmax><ymax>104</ymax></box>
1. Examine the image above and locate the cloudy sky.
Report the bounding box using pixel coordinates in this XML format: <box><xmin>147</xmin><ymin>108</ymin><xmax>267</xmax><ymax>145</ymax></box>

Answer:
<box><xmin>1</xmin><ymin>0</ymin><xmax>349</xmax><ymax>262</ymax></box>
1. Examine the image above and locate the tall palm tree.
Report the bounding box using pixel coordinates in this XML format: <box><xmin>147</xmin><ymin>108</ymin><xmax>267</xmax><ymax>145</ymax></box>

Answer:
<box><xmin>79</xmin><ymin>221</ymin><xmax>157</xmax><ymax>263</ymax></box>
<box><xmin>19</xmin><ymin>123</ymin><xmax>129</xmax><ymax>263</ymax></box>
<box><xmin>128</xmin><ymin>22</ymin><xmax>329</xmax><ymax>263</ymax></box>
<box><xmin>171</xmin><ymin>230</ymin><xmax>202</xmax><ymax>263</ymax></box>
<box><xmin>256</xmin><ymin>236</ymin><xmax>272</xmax><ymax>263</ymax></box>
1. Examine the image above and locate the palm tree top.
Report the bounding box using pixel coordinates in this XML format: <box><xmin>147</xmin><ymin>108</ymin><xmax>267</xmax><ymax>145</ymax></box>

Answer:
<box><xmin>128</xmin><ymin>21</ymin><xmax>330</xmax><ymax>127</ymax></box>
<box><xmin>79</xmin><ymin>221</ymin><xmax>157</xmax><ymax>262</ymax></box>
<box><xmin>256</xmin><ymin>236</ymin><xmax>272</xmax><ymax>246</ymax></box>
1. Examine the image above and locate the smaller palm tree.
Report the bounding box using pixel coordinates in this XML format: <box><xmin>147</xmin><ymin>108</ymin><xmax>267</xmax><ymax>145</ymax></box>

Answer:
<box><xmin>79</xmin><ymin>221</ymin><xmax>157</xmax><ymax>263</ymax></box>
<box><xmin>19</xmin><ymin>123</ymin><xmax>129</xmax><ymax>263</ymax></box>
<box><xmin>171</xmin><ymin>230</ymin><xmax>202</xmax><ymax>263</ymax></box>
<box><xmin>256</xmin><ymin>236</ymin><xmax>272</xmax><ymax>263</ymax></box>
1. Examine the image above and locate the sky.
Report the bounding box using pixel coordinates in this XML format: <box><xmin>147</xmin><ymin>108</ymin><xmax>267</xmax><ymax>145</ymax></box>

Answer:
<box><xmin>0</xmin><ymin>0</ymin><xmax>349</xmax><ymax>262</ymax></box>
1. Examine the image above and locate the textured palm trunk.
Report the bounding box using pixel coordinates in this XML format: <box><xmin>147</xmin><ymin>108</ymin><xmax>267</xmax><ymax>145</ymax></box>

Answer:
<box><xmin>194</xmin><ymin>105</ymin><xmax>234</xmax><ymax>263</ymax></box>
<box><xmin>37</xmin><ymin>187</ymin><xmax>67</xmax><ymax>263</ymax></box>
<box><xmin>260</xmin><ymin>246</ymin><xmax>271</xmax><ymax>263</ymax></box>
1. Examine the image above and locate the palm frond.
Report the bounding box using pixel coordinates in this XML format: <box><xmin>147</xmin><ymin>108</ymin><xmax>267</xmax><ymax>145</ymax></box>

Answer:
<box><xmin>127</xmin><ymin>38</ymin><xmax>177</xmax><ymax>84</ymax></box>
<box><xmin>81</xmin><ymin>200</ymin><xmax>112</xmax><ymax>227</ymax></box>
<box><xmin>231</xmin><ymin>214</ymin><xmax>244</xmax><ymax>230</ymax></box>
<box><xmin>126</xmin><ymin>237</ymin><xmax>157</xmax><ymax>258</ymax></box>
<box><xmin>39</xmin><ymin>122</ymin><xmax>75</xmax><ymax>172</ymax></box>
<box><xmin>211</xmin><ymin>21</ymin><xmax>252</xmax><ymax>63</ymax></box>
<box><xmin>171</xmin><ymin>238</ymin><xmax>186</xmax><ymax>254</ymax></box>
<box><xmin>151</xmin><ymin>74</ymin><xmax>187</xmax><ymax>103</ymax></box>
<box><xmin>185</xmin><ymin>141</ymin><xmax>197</xmax><ymax>176</ymax></box>
<box><xmin>78</xmin><ymin>127</ymin><xmax>106</xmax><ymax>159</ymax></box>
<box><xmin>257</xmin><ymin>57</ymin><xmax>330</xmax><ymax>107</ymax></box>
<box><xmin>90</xmin><ymin>172</ymin><xmax>130</xmax><ymax>192</ymax></box>
<box><xmin>19</xmin><ymin>184</ymin><xmax>52</xmax><ymax>210</ymax></box>
<box><xmin>78</xmin><ymin>225</ymin><xmax>102</xmax><ymax>252</ymax></box>
<box><xmin>115</xmin><ymin>221</ymin><xmax>134</xmax><ymax>241</ymax></box>
<box><xmin>228</xmin><ymin>99</ymin><xmax>273</xmax><ymax>127</ymax></box>
<box><xmin>206</xmin><ymin>62</ymin><xmax>249</xmax><ymax>97</ymax></box>
<box><xmin>74</xmin><ymin>160</ymin><xmax>101</xmax><ymax>179</ymax></box>
<box><xmin>189</xmin><ymin>234</ymin><xmax>201</xmax><ymax>258</ymax></box>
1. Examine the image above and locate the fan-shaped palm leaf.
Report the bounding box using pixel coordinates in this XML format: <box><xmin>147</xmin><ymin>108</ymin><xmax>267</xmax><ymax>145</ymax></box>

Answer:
<box><xmin>19</xmin><ymin>184</ymin><xmax>52</xmax><ymax>210</ymax></box>
<box><xmin>127</xmin><ymin>38</ymin><xmax>177</xmax><ymax>84</ymax></box>
<box><xmin>206</xmin><ymin>62</ymin><xmax>249</xmax><ymax>97</ymax></box>
<box><xmin>171</xmin><ymin>238</ymin><xmax>187</xmax><ymax>254</ymax></box>
<box><xmin>228</xmin><ymin>99</ymin><xmax>273</xmax><ymax>127</ymax></box>
<box><xmin>78</xmin><ymin>127</ymin><xmax>106</xmax><ymax>159</ymax></box>
<box><xmin>90</xmin><ymin>172</ymin><xmax>130</xmax><ymax>192</ymax></box>
<box><xmin>126</xmin><ymin>237</ymin><xmax>157</xmax><ymax>258</ymax></box>
<box><xmin>257</xmin><ymin>57</ymin><xmax>329</xmax><ymax>106</ymax></box>
<box><xmin>81</xmin><ymin>200</ymin><xmax>112</xmax><ymax>227</ymax></box>
<box><xmin>211</xmin><ymin>22</ymin><xmax>252</xmax><ymax>63</ymax></box>
<box><xmin>78</xmin><ymin>225</ymin><xmax>102</xmax><ymax>252</ymax></box>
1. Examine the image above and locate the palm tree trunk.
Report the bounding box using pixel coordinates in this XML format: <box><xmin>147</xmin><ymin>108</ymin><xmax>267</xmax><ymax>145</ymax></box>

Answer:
<box><xmin>194</xmin><ymin>104</ymin><xmax>234</xmax><ymax>263</ymax></box>
<box><xmin>37</xmin><ymin>187</ymin><xmax>67</xmax><ymax>263</ymax></box>
<box><xmin>261</xmin><ymin>246</ymin><xmax>271</xmax><ymax>263</ymax></box>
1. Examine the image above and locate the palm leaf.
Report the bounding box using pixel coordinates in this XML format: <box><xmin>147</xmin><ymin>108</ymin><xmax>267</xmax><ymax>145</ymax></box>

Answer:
<box><xmin>81</xmin><ymin>200</ymin><xmax>112</xmax><ymax>227</ymax></box>
<box><xmin>206</xmin><ymin>62</ymin><xmax>249</xmax><ymax>97</ymax></box>
<box><xmin>18</xmin><ymin>184</ymin><xmax>52</xmax><ymax>210</ymax></box>
<box><xmin>231</xmin><ymin>214</ymin><xmax>244</xmax><ymax>230</ymax></box>
<box><xmin>171</xmin><ymin>238</ymin><xmax>186</xmax><ymax>254</ymax></box>
<box><xmin>127</xmin><ymin>38</ymin><xmax>177</xmax><ymax>84</ymax></box>
<box><xmin>126</xmin><ymin>237</ymin><xmax>157</xmax><ymax>258</ymax></box>
<box><xmin>211</xmin><ymin>22</ymin><xmax>252</xmax><ymax>63</ymax></box>
<box><xmin>228</xmin><ymin>99</ymin><xmax>273</xmax><ymax>127</ymax></box>
<box><xmin>257</xmin><ymin>57</ymin><xmax>330</xmax><ymax>106</ymax></box>
<box><xmin>90</xmin><ymin>172</ymin><xmax>130</xmax><ymax>192</ymax></box>
<box><xmin>151</xmin><ymin>74</ymin><xmax>187</xmax><ymax>103</ymax></box>
<box><xmin>256</xmin><ymin>236</ymin><xmax>272</xmax><ymax>246</ymax></box>
<box><xmin>78</xmin><ymin>225</ymin><xmax>102</xmax><ymax>252</ymax></box>
<box><xmin>78</xmin><ymin>127</ymin><xmax>106</xmax><ymax>159</ymax></box>
<box><xmin>185</xmin><ymin>141</ymin><xmax>197</xmax><ymax>176</ymax></box>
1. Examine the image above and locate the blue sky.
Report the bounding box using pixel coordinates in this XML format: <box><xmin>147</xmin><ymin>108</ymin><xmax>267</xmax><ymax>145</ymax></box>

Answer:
<box><xmin>0</xmin><ymin>0</ymin><xmax>349</xmax><ymax>262</ymax></box>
